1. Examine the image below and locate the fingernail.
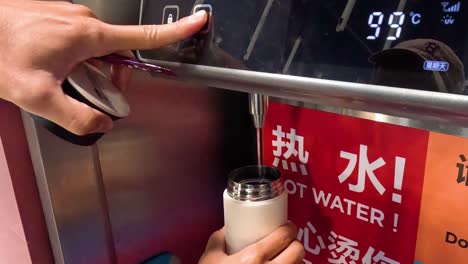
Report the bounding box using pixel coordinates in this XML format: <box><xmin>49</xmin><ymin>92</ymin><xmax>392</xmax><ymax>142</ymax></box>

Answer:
<box><xmin>188</xmin><ymin>10</ymin><xmax>206</xmax><ymax>22</ymax></box>
<box><xmin>288</xmin><ymin>222</ymin><xmax>298</xmax><ymax>233</ymax></box>
<box><xmin>194</xmin><ymin>10</ymin><xmax>207</xmax><ymax>17</ymax></box>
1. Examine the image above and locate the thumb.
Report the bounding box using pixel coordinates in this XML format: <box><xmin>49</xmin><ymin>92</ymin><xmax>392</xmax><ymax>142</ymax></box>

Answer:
<box><xmin>205</xmin><ymin>228</ymin><xmax>226</xmax><ymax>252</ymax></box>
<box><xmin>24</xmin><ymin>88</ymin><xmax>114</xmax><ymax>136</ymax></box>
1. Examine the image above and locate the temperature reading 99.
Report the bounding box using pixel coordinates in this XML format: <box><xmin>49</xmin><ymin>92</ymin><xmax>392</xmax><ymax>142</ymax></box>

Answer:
<box><xmin>367</xmin><ymin>11</ymin><xmax>421</xmax><ymax>41</ymax></box>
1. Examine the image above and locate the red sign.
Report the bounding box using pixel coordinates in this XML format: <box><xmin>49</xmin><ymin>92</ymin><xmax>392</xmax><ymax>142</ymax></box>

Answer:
<box><xmin>263</xmin><ymin>102</ymin><xmax>429</xmax><ymax>263</ymax></box>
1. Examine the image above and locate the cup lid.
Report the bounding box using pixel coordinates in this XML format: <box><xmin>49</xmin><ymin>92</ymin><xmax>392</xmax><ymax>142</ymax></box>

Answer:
<box><xmin>67</xmin><ymin>62</ymin><xmax>130</xmax><ymax>118</ymax></box>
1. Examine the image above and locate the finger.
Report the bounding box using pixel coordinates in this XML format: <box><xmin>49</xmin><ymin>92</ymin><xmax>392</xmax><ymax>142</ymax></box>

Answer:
<box><xmin>34</xmin><ymin>1</ymin><xmax>73</xmax><ymax>7</ymax></box>
<box><xmin>116</xmin><ymin>50</ymin><xmax>136</xmax><ymax>58</ymax></box>
<box><xmin>205</xmin><ymin>228</ymin><xmax>226</xmax><ymax>252</ymax></box>
<box><xmin>97</xmin><ymin>10</ymin><xmax>207</xmax><ymax>54</ymax></box>
<box><xmin>87</xmin><ymin>59</ymin><xmax>105</xmax><ymax>71</ymax></box>
<box><xmin>68</xmin><ymin>3</ymin><xmax>98</xmax><ymax>18</ymax></box>
<box><xmin>110</xmin><ymin>51</ymin><xmax>134</xmax><ymax>92</ymax></box>
<box><xmin>199</xmin><ymin>228</ymin><xmax>228</xmax><ymax>262</ymax></box>
<box><xmin>246</xmin><ymin>222</ymin><xmax>298</xmax><ymax>261</ymax></box>
<box><xmin>270</xmin><ymin>241</ymin><xmax>305</xmax><ymax>264</ymax></box>
<box><xmin>110</xmin><ymin>65</ymin><xmax>132</xmax><ymax>92</ymax></box>
<box><xmin>26</xmin><ymin>87</ymin><xmax>114</xmax><ymax>135</ymax></box>
<box><xmin>38</xmin><ymin>1</ymin><xmax>97</xmax><ymax>18</ymax></box>
<box><xmin>54</xmin><ymin>93</ymin><xmax>114</xmax><ymax>135</ymax></box>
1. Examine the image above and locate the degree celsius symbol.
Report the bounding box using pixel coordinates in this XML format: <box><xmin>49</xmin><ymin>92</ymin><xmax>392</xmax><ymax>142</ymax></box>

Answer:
<box><xmin>410</xmin><ymin>12</ymin><xmax>421</xmax><ymax>25</ymax></box>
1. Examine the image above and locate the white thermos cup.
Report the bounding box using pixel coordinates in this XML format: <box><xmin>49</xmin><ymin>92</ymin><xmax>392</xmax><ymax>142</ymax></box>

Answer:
<box><xmin>223</xmin><ymin>165</ymin><xmax>288</xmax><ymax>255</ymax></box>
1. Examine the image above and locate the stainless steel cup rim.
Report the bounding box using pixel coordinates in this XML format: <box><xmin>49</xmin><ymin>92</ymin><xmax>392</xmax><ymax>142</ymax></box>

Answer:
<box><xmin>227</xmin><ymin>165</ymin><xmax>284</xmax><ymax>202</ymax></box>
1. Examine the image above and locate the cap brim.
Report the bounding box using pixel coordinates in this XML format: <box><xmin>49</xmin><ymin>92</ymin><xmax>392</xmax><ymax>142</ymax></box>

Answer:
<box><xmin>369</xmin><ymin>48</ymin><xmax>431</xmax><ymax>65</ymax></box>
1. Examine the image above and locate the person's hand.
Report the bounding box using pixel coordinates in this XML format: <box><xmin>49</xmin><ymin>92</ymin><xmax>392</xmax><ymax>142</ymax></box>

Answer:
<box><xmin>0</xmin><ymin>1</ymin><xmax>207</xmax><ymax>135</ymax></box>
<box><xmin>199</xmin><ymin>223</ymin><xmax>305</xmax><ymax>264</ymax></box>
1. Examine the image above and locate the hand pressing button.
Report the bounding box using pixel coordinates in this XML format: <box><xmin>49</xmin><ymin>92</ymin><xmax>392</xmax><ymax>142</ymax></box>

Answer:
<box><xmin>193</xmin><ymin>4</ymin><xmax>212</xmax><ymax>34</ymax></box>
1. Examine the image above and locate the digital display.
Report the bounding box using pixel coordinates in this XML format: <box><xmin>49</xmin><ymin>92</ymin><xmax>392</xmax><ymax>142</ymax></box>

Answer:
<box><xmin>138</xmin><ymin>0</ymin><xmax>467</xmax><ymax>95</ymax></box>
<box><xmin>366</xmin><ymin>11</ymin><xmax>409</xmax><ymax>40</ymax></box>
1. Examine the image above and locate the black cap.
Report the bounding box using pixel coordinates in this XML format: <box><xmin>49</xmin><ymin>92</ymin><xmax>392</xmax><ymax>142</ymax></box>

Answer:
<box><xmin>370</xmin><ymin>39</ymin><xmax>465</xmax><ymax>94</ymax></box>
<box><xmin>31</xmin><ymin>63</ymin><xmax>130</xmax><ymax>146</ymax></box>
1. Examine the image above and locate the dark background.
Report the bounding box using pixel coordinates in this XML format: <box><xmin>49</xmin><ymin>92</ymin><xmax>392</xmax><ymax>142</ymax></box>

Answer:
<box><xmin>139</xmin><ymin>0</ymin><xmax>467</xmax><ymax>91</ymax></box>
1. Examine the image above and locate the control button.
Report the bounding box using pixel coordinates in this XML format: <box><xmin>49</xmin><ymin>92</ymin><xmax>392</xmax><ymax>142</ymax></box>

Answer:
<box><xmin>162</xmin><ymin>5</ymin><xmax>180</xmax><ymax>49</ymax></box>
<box><xmin>193</xmin><ymin>4</ymin><xmax>212</xmax><ymax>34</ymax></box>
<box><xmin>163</xmin><ymin>5</ymin><xmax>179</xmax><ymax>24</ymax></box>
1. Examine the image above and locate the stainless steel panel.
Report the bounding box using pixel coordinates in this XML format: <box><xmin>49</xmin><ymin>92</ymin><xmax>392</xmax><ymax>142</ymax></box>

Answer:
<box><xmin>22</xmin><ymin>113</ymin><xmax>116</xmax><ymax>264</ymax></box>
<box><xmin>23</xmin><ymin>71</ymin><xmax>256</xmax><ymax>264</ymax></box>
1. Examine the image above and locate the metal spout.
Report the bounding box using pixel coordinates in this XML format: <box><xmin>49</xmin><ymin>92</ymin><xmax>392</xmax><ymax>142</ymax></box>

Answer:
<box><xmin>249</xmin><ymin>93</ymin><xmax>268</xmax><ymax>128</ymax></box>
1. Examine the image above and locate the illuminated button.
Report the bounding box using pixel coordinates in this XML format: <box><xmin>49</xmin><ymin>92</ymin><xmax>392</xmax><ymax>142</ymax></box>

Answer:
<box><xmin>162</xmin><ymin>5</ymin><xmax>179</xmax><ymax>24</ymax></box>
<box><xmin>423</xmin><ymin>60</ymin><xmax>450</xmax><ymax>72</ymax></box>
<box><xmin>193</xmin><ymin>4</ymin><xmax>212</xmax><ymax>34</ymax></box>
<box><xmin>162</xmin><ymin>5</ymin><xmax>180</xmax><ymax>49</ymax></box>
